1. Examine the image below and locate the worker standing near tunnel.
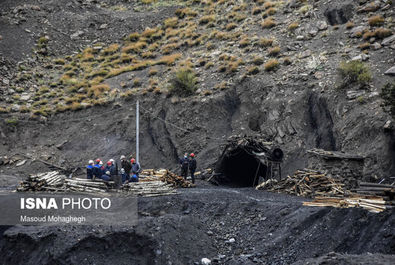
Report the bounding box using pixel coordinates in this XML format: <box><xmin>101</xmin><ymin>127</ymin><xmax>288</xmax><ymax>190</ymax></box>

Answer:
<box><xmin>189</xmin><ymin>153</ymin><xmax>197</xmax><ymax>184</ymax></box>
<box><xmin>180</xmin><ymin>153</ymin><xmax>189</xmax><ymax>180</ymax></box>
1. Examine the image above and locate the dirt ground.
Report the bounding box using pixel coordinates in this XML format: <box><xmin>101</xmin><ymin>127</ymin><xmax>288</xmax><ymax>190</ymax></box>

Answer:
<box><xmin>0</xmin><ymin>181</ymin><xmax>394</xmax><ymax>265</ymax></box>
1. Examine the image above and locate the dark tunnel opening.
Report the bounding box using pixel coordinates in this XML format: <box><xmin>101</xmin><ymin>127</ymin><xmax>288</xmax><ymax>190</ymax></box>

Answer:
<box><xmin>222</xmin><ymin>148</ymin><xmax>267</xmax><ymax>187</ymax></box>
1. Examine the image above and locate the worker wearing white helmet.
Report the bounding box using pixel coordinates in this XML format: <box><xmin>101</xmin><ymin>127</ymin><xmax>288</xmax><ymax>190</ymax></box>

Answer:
<box><xmin>86</xmin><ymin>160</ymin><xmax>94</xmax><ymax>179</ymax></box>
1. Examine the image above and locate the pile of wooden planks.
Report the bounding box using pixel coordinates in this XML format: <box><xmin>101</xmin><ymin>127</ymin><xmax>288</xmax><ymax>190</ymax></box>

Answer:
<box><xmin>140</xmin><ymin>169</ymin><xmax>194</xmax><ymax>188</ymax></box>
<box><xmin>64</xmin><ymin>178</ymin><xmax>111</xmax><ymax>193</ymax></box>
<box><xmin>353</xmin><ymin>182</ymin><xmax>395</xmax><ymax>197</ymax></box>
<box><xmin>17</xmin><ymin>169</ymin><xmax>191</xmax><ymax>196</ymax></box>
<box><xmin>256</xmin><ymin>169</ymin><xmax>346</xmax><ymax>198</ymax></box>
<box><xmin>303</xmin><ymin>195</ymin><xmax>394</xmax><ymax>213</ymax></box>
<box><xmin>122</xmin><ymin>181</ymin><xmax>177</xmax><ymax>197</ymax></box>
<box><xmin>17</xmin><ymin>171</ymin><xmax>65</xmax><ymax>192</ymax></box>
<box><xmin>160</xmin><ymin>170</ymin><xmax>194</xmax><ymax>188</ymax></box>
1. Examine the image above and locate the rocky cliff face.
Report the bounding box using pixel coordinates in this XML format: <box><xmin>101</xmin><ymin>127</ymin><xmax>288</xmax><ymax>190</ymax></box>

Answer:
<box><xmin>0</xmin><ymin>0</ymin><xmax>394</xmax><ymax>180</ymax></box>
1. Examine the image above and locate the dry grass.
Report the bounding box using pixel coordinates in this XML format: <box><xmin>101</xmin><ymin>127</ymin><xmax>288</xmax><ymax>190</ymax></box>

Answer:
<box><xmin>345</xmin><ymin>21</ymin><xmax>355</xmax><ymax>29</ymax></box>
<box><xmin>88</xmin><ymin>84</ymin><xmax>110</xmax><ymax>98</ymax></box>
<box><xmin>368</xmin><ymin>15</ymin><xmax>385</xmax><ymax>27</ymax></box>
<box><xmin>258</xmin><ymin>37</ymin><xmax>274</xmax><ymax>47</ymax></box>
<box><xmin>157</xmin><ymin>53</ymin><xmax>182</xmax><ymax>65</ymax></box>
<box><xmin>246</xmin><ymin>66</ymin><xmax>260</xmax><ymax>75</ymax></box>
<box><xmin>359</xmin><ymin>42</ymin><xmax>370</xmax><ymax>50</ymax></box>
<box><xmin>161</xmin><ymin>43</ymin><xmax>179</xmax><ymax>54</ymax></box>
<box><xmin>268</xmin><ymin>46</ymin><xmax>281</xmax><ymax>56</ymax></box>
<box><xmin>164</xmin><ymin>17</ymin><xmax>179</xmax><ymax>28</ymax></box>
<box><xmin>262</xmin><ymin>18</ymin><xmax>276</xmax><ymax>29</ymax></box>
<box><xmin>252</xmin><ymin>7</ymin><xmax>262</xmax><ymax>15</ymax></box>
<box><xmin>288</xmin><ymin>22</ymin><xmax>299</xmax><ymax>31</ymax></box>
<box><xmin>122</xmin><ymin>41</ymin><xmax>147</xmax><ymax>53</ymax></box>
<box><xmin>128</xmin><ymin>32</ymin><xmax>140</xmax><ymax>42</ymax></box>
<box><xmin>102</xmin><ymin>44</ymin><xmax>119</xmax><ymax>55</ymax></box>
<box><xmin>226</xmin><ymin>22</ymin><xmax>237</xmax><ymax>31</ymax></box>
<box><xmin>199</xmin><ymin>15</ymin><xmax>215</xmax><ymax>25</ymax></box>
<box><xmin>239</xmin><ymin>37</ymin><xmax>250</xmax><ymax>48</ymax></box>
<box><xmin>264</xmin><ymin>59</ymin><xmax>279</xmax><ymax>71</ymax></box>
<box><xmin>251</xmin><ymin>56</ymin><xmax>264</xmax><ymax>65</ymax></box>
<box><xmin>149</xmin><ymin>67</ymin><xmax>159</xmax><ymax>76</ymax></box>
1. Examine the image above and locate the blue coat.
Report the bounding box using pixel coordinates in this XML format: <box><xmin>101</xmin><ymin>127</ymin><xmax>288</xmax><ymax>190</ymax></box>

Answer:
<box><xmin>86</xmin><ymin>165</ymin><xmax>94</xmax><ymax>179</ymax></box>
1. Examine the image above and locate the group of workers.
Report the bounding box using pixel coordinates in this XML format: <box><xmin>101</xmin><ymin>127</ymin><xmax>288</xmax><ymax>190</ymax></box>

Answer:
<box><xmin>86</xmin><ymin>152</ymin><xmax>198</xmax><ymax>185</ymax></box>
<box><xmin>180</xmin><ymin>153</ymin><xmax>197</xmax><ymax>184</ymax></box>
<box><xmin>86</xmin><ymin>156</ymin><xmax>141</xmax><ymax>183</ymax></box>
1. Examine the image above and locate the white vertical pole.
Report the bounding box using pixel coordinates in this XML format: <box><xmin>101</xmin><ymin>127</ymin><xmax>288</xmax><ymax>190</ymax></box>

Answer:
<box><xmin>136</xmin><ymin>100</ymin><xmax>139</xmax><ymax>164</ymax></box>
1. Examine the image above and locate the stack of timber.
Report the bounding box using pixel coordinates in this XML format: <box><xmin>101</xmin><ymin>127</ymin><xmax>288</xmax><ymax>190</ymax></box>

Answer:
<box><xmin>353</xmin><ymin>182</ymin><xmax>395</xmax><ymax>198</ymax></box>
<box><xmin>122</xmin><ymin>181</ymin><xmax>177</xmax><ymax>197</ymax></box>
<box><xmin>160</xmin><ymin>170</ymin><xmax>194</xmax><ymax>188</ymax></box>
<box><xmin>256</xmin><ymin>169</ymin><xmax>346</xmax><ymax>198</ymax></box>
<box><xmin>140</xmin><ymin>169</ymin><xmax>194</xmax><ymax>188</ymax></box>
<box><xmin>17</xmin><ymin>171</ymin><xmax>65</xmax><ymax>192</ymax></box>
<box><xmin>64</xmin><ymin>178</ymin><xmax>111</xmax><ymax>193</ymax></box>
<box><xmin>303</xmin><ymin>195</ymin><xmax>394</xmax><ymax>213</ymax></box>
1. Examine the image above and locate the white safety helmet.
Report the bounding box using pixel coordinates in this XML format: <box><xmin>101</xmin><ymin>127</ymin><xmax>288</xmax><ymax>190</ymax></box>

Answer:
<box><xmin>110</xmin><ymin>159</ymin><xmax>115</xmax><ymax>164</ymax></box>
<box><xmin>106</xmin><ymin>171</ymin><xmax>110</xmax><ymax>175</ymax></box>
<box><xmin>120</xmin><ymin>155</ymin><xmax>126</xmax><ymax>160</ymax></box>
<box><xmin>121</xmin><ymin>168</ymin><xmax>125</xmax><ymax>174</ymax></box>
<box><xmin>88</xmin><ymin>160</ymin><xmax>94</xmax><ymax>165</ymax></box>
<box><xmin>99</xmin><ymin>161</ymin><xmax>103</xmax><ymax>166</ymax></box>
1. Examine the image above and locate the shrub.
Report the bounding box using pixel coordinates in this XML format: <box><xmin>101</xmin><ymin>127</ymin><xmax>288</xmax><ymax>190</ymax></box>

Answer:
<box><xmin>264</xmin><ymin>59</ymin><xmax>279</xmax><ymax>71</ymax></box>
<box><xmin>157</xmin><ymin>53</ymin><xmax>182</xmax><ymax>65</ymax></box>
<box><xmin>252</xmin><ymin>7</ymin><xmax>262</xmax><ymax>15</ymax></box>
<box><xmin>164</xmin><ymin>17</ymin><xmax>178</xmax><ymax>28</ymax></box>
<box><xmin>368</xmin><ymin>15</ymin><xmax>384</xmax><ymax>27</ymax></box>
<box><xmin>345</xmin><ymin>21</ymin><xmax>355</xmax><ymax>29</ymax></box>
<box><xmin>261</xmin><ymin>18</ymin><xmax>276</xmax><ymax>29</ymax></box>
<box><xmin>102</xmin><ymin>44</ymin><xmax>119</xmax><ymax>55</ymax></box>
<box><xmin>268</xmin><ymin>46</ymin><xmax>280</xmax><ymax>56</ymax></box>
<box><xmin>199</xmin><ymin>15</ymin><xmax>215</xmax><ymax>25</ymax></box>
<box><xmin>247</xmin><ymin>66</ymin><xmax>260</xmax><ymax>75</ymax></box>
<box><xmin>128</xmin><ymin>32</ymin><xmax>140</xmax><ymax>42</ymax></box>
<box><xmin>337</xmin><ymin>61</ymin><xmax>371</xmax><ymax>89</ymax></box>
<box><xmin>380</xmin><ymin>83</ymin><xmax>395</xmax><ymax>117</ymax></box>
<box><xmin>239</xmin><ymin>37</ymin><xmax>250</xmax><ymax>47</ymax></box>
<box><xmin>226</xmin><ymin>22</ymin><xmax>237</xmax><ymax>31</ymax></box>
<box><xmin>374</xmin><ymin>28</ymin><xmax>392</xmax><ymax>39</ymax></box>
<box><xmin>149</xmin><ymin>67</ymin><xmax>158</xmax><ymax>76</ymax></box>
<box><xmin>258</xmin><ymin>38</ymin><xmax>274</xmax><ymax>47</ymax></box>
<box><xmin>169</xmin><ymin>68</ymin><xmax>197</xmax><ymax>97</ymax></box>
<box><xmin>251</xmin><ymin>56</ymin><xmax>264</xmax><ymax>65</ymax></box>
<box><xmin>288</xmin><ymin>22</ymin><xmax>299</xmax><ymax>31</ymax></box>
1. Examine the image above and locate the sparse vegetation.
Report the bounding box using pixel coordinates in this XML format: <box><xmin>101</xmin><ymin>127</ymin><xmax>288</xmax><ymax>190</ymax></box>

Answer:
<box><xmin>246</xmin><ymin>66</ymin><xmax>260</xmax><ymax>75</ymax></box>
<box><xmin>368</xmin><ymin>15</ymin><xmax>385</xmax><ymax>27</ymax></box>
<box><xmin>261</xmin><ymin>18</ymin><xmax>276</xmax><ymax>29</ymax></box>
<box><xmin>264</xmin><ymin>59</ymin><xmax>279</xmax><ymax>71</ymax></box>
<box><xmin>337</xmin><ymin>61</ymin><xmax>372</xmax><ymax>89</ymax></box>
<box><xmin>169</xmin><ymin>68</ymin><xmax>197</xmax><ymax>97</ymax></box>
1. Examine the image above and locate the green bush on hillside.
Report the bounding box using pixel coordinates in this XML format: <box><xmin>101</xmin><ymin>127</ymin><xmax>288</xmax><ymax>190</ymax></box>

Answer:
<box><xmin>337</xmin><ymin>61</ymin><xmax>371</xmax><ymax>89</ymax></box>
<box><xmin>169</xmin><ymin>68</ymin><xmax>197</xmax><ymax>97</ymax></box>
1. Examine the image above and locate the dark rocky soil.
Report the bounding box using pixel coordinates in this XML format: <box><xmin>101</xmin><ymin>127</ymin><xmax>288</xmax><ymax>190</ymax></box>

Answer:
<box><xmin>0</xmin><ymin>182</ymin><xmax>394</xmax><ymax>265</ymax></box>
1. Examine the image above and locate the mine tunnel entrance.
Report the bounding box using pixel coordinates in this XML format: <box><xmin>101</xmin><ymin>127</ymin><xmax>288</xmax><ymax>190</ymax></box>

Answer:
<box><xmin>212</xmin><ymin>136</ymin><xmax>283</xmax><ymax>187</ymax></box>
<box><xmin>222</xmin><ymin>148</ymin><xmax>267</xmax><ymax>187</ymax></box>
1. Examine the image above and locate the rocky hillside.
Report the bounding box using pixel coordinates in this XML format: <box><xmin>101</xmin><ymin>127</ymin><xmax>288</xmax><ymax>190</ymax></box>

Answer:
<box><xmin>0</xmin><ymin>0</ymin><xmax>394</xmax><ymax>179</ymax></box>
